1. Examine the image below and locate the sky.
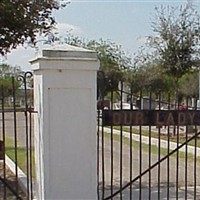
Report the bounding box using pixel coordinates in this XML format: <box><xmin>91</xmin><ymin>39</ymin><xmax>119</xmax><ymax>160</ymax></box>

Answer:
<box><xmin>2</xmin><ymin>0</ymin><xmax>200</xmax><ymax>71</ymax></box>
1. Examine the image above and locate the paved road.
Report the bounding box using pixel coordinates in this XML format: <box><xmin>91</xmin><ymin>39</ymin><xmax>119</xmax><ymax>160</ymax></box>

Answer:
<box><xmin>0</xmin><ymin>112</ymin><xmax>34</xmax><ymax>147</ymax></box>
<box><xmin>98</xmin><ymin>134</ymin><xmax>200</xmax><ymax>199</ymax></box>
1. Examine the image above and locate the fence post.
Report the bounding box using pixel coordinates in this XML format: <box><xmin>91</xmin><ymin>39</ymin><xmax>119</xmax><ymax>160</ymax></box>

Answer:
<box><xmin>30</xmin><ymin>45</ymin><xmax>99</xmax><ymax>200</ymax></box>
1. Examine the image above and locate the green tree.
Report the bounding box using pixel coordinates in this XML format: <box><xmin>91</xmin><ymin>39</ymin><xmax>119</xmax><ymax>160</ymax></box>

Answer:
<box><xmin>0</xmin><ymin>0</ymin><xmax>68</xmax><ymax>55</ymax></box>
<box><xmin>127</xmin><ymin>60</ymin><xmax>174</xmax><ymax>100</ymax></box>
<box><xmin>0</xmin><ymin>64</ymin><xmax>22</xmax><ymax>97</ymax></box>
<box><xmin>0</xmin><ymin>64</ymin><xmax>21</xmax><ymax>76</ymax></box>
<box><xmin>147</xmin><ymin>3</ymin><xmax>200</xmax><ymax>101</ymax></box>
<box><xmin>179</xmin><ymin>71</ymin><xmax>199</xmax><ymax>99</ymax></box>
<box><xmin>142</xmin><ymin>62</ymin><xmax>173</xmax><ymax>94</ymax></box>
<box><xmin>87</xmin><ymin>39</ymin><xmax>131</xmax><ymax>96</ymax></box>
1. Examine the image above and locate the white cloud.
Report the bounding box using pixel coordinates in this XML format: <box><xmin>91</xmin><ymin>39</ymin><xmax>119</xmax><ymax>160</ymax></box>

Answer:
<box><xmin>54</xmin><ymin>23</ymin><xmax>83</xmax><ymax>37</ymax></box>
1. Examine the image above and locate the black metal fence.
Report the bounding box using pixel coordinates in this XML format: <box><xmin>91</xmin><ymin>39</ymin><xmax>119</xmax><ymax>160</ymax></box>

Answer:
<box><xmin>0</xmin><ymin>72</ymin><xmax>35</xmax><ymax>199</ymax></box>
<box><xmin>97</xmin><ymin>78</ymin><xmax>200</xmax><ymax>199</ymax></box>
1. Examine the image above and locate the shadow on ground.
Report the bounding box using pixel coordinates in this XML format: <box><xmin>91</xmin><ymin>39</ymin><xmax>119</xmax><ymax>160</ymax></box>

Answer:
<box><xmin>99</xmin><ymin>181</ymin><xmax>200</xmax><ymax>200</ymax></box>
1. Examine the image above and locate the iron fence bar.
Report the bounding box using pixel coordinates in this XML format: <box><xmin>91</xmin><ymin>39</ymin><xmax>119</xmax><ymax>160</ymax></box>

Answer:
<box><xmin>184</xmin><ymin>98</ymin><xmax>189</xmax><ymax>200</ymax></box>
<box><xmin>101</xmin><ymin>105</ymin><xmax>105</xmax><ymax>199</ymax></box>
<box><xmin>167</xmin><ymin>93</ymin><xmax>171</xmax><ymax>200</ymax></box>
<box><xmin>104</xmin><ymin>130</ymin><xmax>200</xmax><ymax>200</ymax></box>
<box><xmin>129</xmin><ymin>90</ymin><xmax>133</xmax><ymax>200</ymax></box>
<box><xmin>0</xmin><ymin>108</ymin><xmax>35</xmax><ymax>113</ymax></box>
<box><xmin>167</xmin><ymin>125</ymin><xmax>170</xmax><ymax>200</ymax></box>
<box><xmin>1</xmin><ymin>86</ymin><xmax>6</xmax><ymax>199</ymax></box>
<box><xmin>176</xmin><ymin>125</ymin><xmax>180</xmax><ymax>200</ymax></box>
<box><xmin>100</xmin><ymin>82</ymin><xmax>106</xmax><ymax>200</ymax></box>
<box><xmin>28</xmin><ymin>77</ymin><xmax>34</xmax><ymax>199</ymax></box>
<box><xmin>148</xmin><ymin>90</ymin><xmax>152</xmax><ymax>200</ymax></box>
<box><xmin>18</xmin><ymin>72</ymin><xmax>33</xmax><ymax>200</ymax></box>
<box><xmin>139</xmin><ymin>91</ymin><xmax>142</xmax><ymax>200</ymax></box>
<box><xmin>129</xmin><ymin>126</ymin><xmax>133</xmax><ymax>200</ymax></box>
<box><xmin>194</xmin><ymin>126</ymin><xmax>197</xmax><ymax>200</ymax></box>
<box><xmin>29</xmin><ymin>110</ymin><xmax>33</xmax><ymax>199</ymax></box>
<box><xmin>12</xmin><ymin>77</ymin><xmax>19</xmax><ymax>196</ymax></box>
<box><xmin>193</xmin><ymin>99</ymin><xmax>197</xmax><ymax>200</ymax></box>
<box><xmin>110</xmin><ymin>89</ymin><xmax>114</xmax><ymax>199</ymax></box>
<box><xmin>157</xmin><ymin>91</ymin><xmax>161</xmax><ymax>200</ymax></box>
<box><xmin>119</xmin><ymin>82</ymin><xmax>123</xmax><ymax>200</ymax></box>
<box><xmin>24</xmin><ymin>84</ymin><xmax>30</xmax><ymax>200</ymax></box>
<box><xmin>97</xmin><ymin>70</ymin><xmax>105</xmax><ymax>200</ymax></box>
<box><xmin>97</xmin><ymin>109</ymin><xmax>101</xmax><ymax>200</ymax></box>
<box><xmin>185</xmin><ymin>125</ymin><xmax>188</xmax><ymax>200</ymax></box>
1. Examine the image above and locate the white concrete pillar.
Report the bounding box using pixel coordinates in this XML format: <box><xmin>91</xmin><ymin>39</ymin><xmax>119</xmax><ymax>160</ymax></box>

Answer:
<box><xmin>30</xmin><ymin>44</ymin><xmax>99</xmax><ymax>200</ymax></box>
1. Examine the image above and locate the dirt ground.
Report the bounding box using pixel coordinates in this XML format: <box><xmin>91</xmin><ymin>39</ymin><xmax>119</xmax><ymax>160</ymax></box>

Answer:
<box><xmin>0</xmin><ymin>163</ymin><xmax>26</xmax><ymax>199</ymax></box>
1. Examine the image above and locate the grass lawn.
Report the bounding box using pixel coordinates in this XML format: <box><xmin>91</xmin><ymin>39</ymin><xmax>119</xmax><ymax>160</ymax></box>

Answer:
<box><xmin>102</xmin><ymin>129</ymin><xmax>200</xmax><ymax>166</ymax></box>
<box><xmin>4</xmin><ymin>137</ymin><xmax>35</xmax><ymax>177</ymax></box>
<box><xmin>112</xmin><ymin>126</ymin><xmax>200</xmax><ymax>148</ymax></box>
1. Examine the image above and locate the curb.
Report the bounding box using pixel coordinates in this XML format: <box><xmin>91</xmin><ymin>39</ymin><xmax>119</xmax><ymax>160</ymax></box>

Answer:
<box><xmin>5</xmin><ymin>155</ymin><xmax>36</xmax><ymax>199</ymax></box>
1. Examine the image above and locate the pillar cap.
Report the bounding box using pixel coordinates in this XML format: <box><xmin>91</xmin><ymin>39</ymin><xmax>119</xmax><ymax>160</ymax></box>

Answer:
<box><xmin>30</xmin><ymin>44</ymin><xmax>99</xmax><ymax>71</ymax></box>
<box><xmin>30</xmin><ymin>44</ymin><xmax>97</xmax><ymax>61</ymax></box>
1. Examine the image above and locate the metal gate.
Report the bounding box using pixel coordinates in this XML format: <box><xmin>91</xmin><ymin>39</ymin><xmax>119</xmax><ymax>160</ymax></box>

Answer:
<box><xmin>97</xmin><ymin>73</ymin><xmax>200</xmax><ymax>199</ymax></box>
<box><xmin>0</xmin><ymin>72</ymin><xmax>35</xmax><ymax>200</ymax></box>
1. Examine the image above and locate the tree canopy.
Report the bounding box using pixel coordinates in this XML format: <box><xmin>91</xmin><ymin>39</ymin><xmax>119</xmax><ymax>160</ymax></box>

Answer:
<box><xmin>147</xmin><ymin>3</ymin><xmax>200</xmax><ymax>82</ymax></box>
<box><xmin>0</xmin><ymin>0</ymin><xmax>67</xmax><ymax>55</ymax></box>
<box><xmin>0</xmin><ymin>64</ymin><xmax>23</xmax><ymax>96</ymax></box>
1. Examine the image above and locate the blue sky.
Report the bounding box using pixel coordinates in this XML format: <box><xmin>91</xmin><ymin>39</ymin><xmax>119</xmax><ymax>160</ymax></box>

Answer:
<box><xmin>3</xmin><ymin>0</ymin><xmax>200</xmax><ymax>71</ymax></box>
